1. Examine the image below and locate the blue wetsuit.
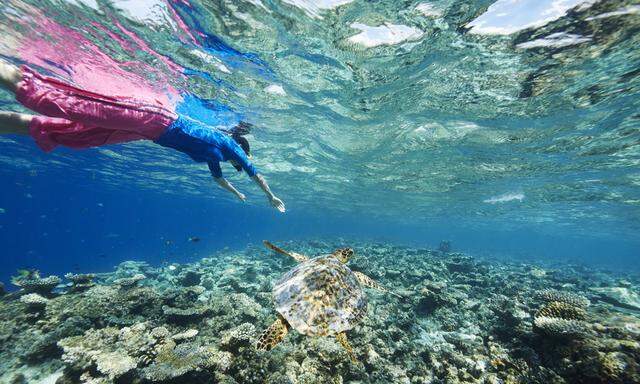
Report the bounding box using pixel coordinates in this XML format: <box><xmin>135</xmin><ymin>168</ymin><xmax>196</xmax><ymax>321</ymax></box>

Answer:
<box><xmin>154</xmin><ymin>115</ymin><xmax>257</xmax><ymax>178</ymax></box>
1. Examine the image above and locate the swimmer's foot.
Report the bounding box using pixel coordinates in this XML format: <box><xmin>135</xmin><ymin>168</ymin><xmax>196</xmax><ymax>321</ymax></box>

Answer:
<box><xmin>0</xmin><ymin>60</ymin><xmax>21</xmax><ymax>92</ymax></box>
<box><xmin>0</xmin><ymin>111</ymin><xmax>33</xmax><ymax>135</ymax></box>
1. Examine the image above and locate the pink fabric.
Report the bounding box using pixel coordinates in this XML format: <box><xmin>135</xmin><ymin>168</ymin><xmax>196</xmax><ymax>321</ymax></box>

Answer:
<box><xmin>16</xmin><ymin>66</ymin><xmax>177</xmax><ymax>152</ymax></box>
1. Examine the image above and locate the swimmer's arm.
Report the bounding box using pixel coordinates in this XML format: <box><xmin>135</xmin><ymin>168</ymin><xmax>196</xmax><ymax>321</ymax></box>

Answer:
<box><xmin>214</xmin><ymin>177</ymin><xmax>246</xmax><ymax>201</ymax></box>
<box><xmin>252</xmin><ymin>174</ymin><xmax>285</xmax><ymax>212</ymax></box>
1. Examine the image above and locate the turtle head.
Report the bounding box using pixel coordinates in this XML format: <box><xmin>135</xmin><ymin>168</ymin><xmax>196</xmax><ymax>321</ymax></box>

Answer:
<box><xmin>332</xmin><ymin>248</ymin><xmax>353</xmax><ymax>263</ymax></box>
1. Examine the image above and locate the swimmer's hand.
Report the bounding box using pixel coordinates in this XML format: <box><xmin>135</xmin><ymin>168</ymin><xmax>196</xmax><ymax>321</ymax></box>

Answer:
<box><xmin>252</xmin><ymin>174</ymin><xmax>286</xmax><ymax>213</ymax></box>
<box><xmin>270</xmin><ymin>196</ymin><xmax>285</xmax><ymax>212</ymax></box>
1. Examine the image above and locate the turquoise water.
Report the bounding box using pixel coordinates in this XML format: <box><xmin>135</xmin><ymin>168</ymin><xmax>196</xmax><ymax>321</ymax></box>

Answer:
<box><xmin>0</xmin><ymin>1</ymin><xmax>639</xmax><ymax>383</ymax></box>
<box><xmin>0</xmin><ymin>0</ymin><xmax>638</xmax><ymax>273</ymax></box>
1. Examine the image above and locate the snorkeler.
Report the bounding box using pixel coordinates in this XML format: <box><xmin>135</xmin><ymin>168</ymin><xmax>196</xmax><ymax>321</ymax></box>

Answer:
<box><xmin>0</xmin><ymin>61</ymin><xmax>285</xmax><ymax>212</ymax></box>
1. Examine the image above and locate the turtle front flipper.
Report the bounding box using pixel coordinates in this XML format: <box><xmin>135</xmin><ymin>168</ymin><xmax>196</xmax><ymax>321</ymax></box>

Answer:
<box><xmin>336</xmin><ymin>332</ymin><xmax>357</xmax><ymax>362</ymax></box>
<box><xmin>257</xmin><ymin>316</ymin><xmax>290</xmax><ymax>351</ymax></box>
<box><xmin>353</xmin><ymin>271</ymin><xmax>402</xmax><ymax>298</ymax></box>
<box><xmin>263</xmin><ymin>240</ymin><xmax>308</xmax><ymax>262</ymax></box>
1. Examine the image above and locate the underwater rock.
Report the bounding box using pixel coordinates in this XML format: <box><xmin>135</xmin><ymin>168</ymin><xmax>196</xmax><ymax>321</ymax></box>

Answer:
<box><xmin>13</xmin><ymin>275</ymin><xmax>61</xmax><ymax>295</ymax></box>
<box><xmin>537</xmin><ymin>289</ymin><xmax>590</xmax><ymax>307</ymax></box>
<box><xmin>591</xmin><ymin>286</ymin><xmax>640</xmax><ymax>311</ymax></box>
<box><xmin>438</xmin><ymin>240</ymin><xmax>452</xmax><ymax>253</ymax></box>
<box><xmin>446</xmin><ymin>255</ymin><xmax>475</xmax><ymax>274</ymax></box>
<box><xmin>0</xmin><ymin>282</ymin><xmax>5</xmax><ymax>297</ymax></box>
<box><xmin>64</xmin><ymin>273</ymin><xmax>96</xmax><ymax>292</ymax></box>
<box><xmin>177</xmin><ymin>270</ymin><xmax>202</xmax><ymax>287</ymax></box>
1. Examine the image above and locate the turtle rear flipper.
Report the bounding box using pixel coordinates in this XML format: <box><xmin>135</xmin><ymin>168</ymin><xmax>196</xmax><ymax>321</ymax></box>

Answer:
<box><xmin>353</xmin><ymin>271</ymin><xmax>402</xmax><ymax>298</ymax></box>
<box><xmin>257</xmin><ymin>316</ymin><xmax>290</xmax><ymax>351</ymax></box>
<box><xmin>263</xmin><ymin>240</ymin><xmax>308</xmax><ymax>262</ymax></box>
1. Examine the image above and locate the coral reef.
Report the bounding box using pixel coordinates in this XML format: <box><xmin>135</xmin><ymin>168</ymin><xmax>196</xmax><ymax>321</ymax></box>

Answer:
<box><xmin>64</xmin><ymin>273</ymin><xmax>96</xmax><ymax>292</ymax></box>
<box><xmin>0</xmin><ymin>240</ymin><xmax>638</xmax><ymax>384</ymax></box>
<box><xmin>12</xmin><ymin>274</ymin><xmax>61</xmax><ymax>295</ymax></box>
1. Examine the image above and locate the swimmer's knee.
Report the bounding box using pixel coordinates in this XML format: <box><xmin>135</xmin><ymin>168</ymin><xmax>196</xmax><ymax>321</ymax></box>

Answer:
<box><xmin>0</xmin><ymin>60</ymin><xmax>21</xmax><ymax>92</ymax></box>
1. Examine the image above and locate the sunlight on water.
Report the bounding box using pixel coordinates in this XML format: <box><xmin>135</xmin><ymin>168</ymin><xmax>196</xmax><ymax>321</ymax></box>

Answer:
<box><xmin>0</xmin><ymin>0</ymin><xmax>638</xmax><ymax>232</ymax></box>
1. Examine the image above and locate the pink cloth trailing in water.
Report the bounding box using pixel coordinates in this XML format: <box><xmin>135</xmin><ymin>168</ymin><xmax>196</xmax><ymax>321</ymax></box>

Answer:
<box><xmin>15</xmin><ymin>66</ymin><xmax>177</xmax><ymax>152</ymax></box>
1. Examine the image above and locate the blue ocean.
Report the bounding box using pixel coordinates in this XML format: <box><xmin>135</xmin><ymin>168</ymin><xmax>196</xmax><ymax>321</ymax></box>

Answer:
<box><xmin>0</xmin><ymin>0</ymin><xmax>639</xmax><ymax>383</ymax></box>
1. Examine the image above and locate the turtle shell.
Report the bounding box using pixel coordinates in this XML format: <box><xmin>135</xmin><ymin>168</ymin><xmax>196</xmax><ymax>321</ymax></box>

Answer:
<box><xmin>272</xmin><ymin>255</ymin><xmax>367</xmax><ymax>336</ymax></box>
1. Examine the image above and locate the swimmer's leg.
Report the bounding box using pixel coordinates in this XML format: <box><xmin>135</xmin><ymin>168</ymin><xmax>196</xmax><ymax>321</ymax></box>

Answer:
<box><xmin>0</xmin><ymin>111</ymin><xmax>33</xmax><ymax>135</ymax></box>
<box><xmin>0</xmin><ymin>60</ymin><xmax>21</xmax><ymax>93</ymax></box>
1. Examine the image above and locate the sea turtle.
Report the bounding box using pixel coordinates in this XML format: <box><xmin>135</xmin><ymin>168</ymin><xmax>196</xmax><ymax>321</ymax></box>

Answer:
<box><xmin>256</xmin><ymin>241</ymin><xmax>397</xmax><ymax>361</ymax></box>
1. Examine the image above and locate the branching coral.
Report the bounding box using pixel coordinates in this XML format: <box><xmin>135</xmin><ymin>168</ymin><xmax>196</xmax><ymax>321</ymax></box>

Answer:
<box><xmin>58</xmin><ymin>322</ymin><xmax>173</xmax><ymax>380</ymax></box>
<box><xmin>141</xmin><ymin>343</ymin><xmax>220</xmax><ymax>382</ymax></box>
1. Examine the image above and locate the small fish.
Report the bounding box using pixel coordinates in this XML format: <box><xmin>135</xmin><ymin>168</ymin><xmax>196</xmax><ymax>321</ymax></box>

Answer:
<box><xmin>165</xmin><ymin>240</ymin><xmax>173</xmax><ymax>246</ymax></box>
<box><xmin>188</xmin><ymin>237</ymin><xmax>201</xmax><ymax>243</ymax></box>
<box><xmin>97</xmin><ymin>203</ymin><xmax>104</xmax><ymax>207</ymax></box>
<box><xmin>0</xmin><ymin>208</ymin><xmax>5</xmax><ymax>214</ymax></box>
<box><xmin>98</xmin><ymin>254</ymin><xmax>107</xmax><ymax>259</ymax></box>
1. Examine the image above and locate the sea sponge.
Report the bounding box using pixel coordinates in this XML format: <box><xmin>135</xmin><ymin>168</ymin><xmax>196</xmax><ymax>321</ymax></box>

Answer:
<box><xmin>533</xmin><ymin>316</ymin><xmax>589</xmax><ymax>338</ymax></box>
<box><xmin>536</xmin><ymin>301</ymin><xmax>587</xmax><ymax>321</ymax></box>
<box><xmin>537</xmin><ymin>290</ymin><xmax>590</xmax><ymax>307</ymax></box>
